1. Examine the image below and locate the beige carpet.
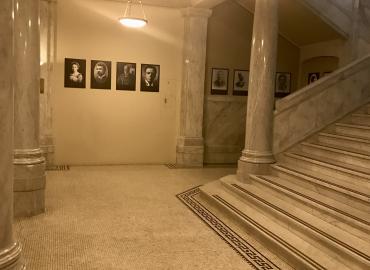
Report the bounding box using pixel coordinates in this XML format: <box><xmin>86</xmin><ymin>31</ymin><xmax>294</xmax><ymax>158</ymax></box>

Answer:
<box><xmin>13</xmin><ymin>165</ymin><xmax>282</xmax><ymax>270</ymax></box>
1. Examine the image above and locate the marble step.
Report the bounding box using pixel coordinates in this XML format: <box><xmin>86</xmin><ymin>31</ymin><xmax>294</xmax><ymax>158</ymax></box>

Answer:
<box><xmin>217</xmin><ymin>177</ymin><xmax>370</xmax><ymax>270</ymax></box>
<box><xmin>335</xmin><ymin>123</ymin><xmax>370</xmax><ymax>140</ymax></box>
<box><xmin>317</xmin><ymin>132</ymin><xmax>370</xmax><ymax>153</ymax></box>
<box><xmin>367</xmin><ymin>105</ymin><xmax>370</xmax><ymax>114</ymax></box>
<box><xmin>199</xmin><ymin>180</ymin><xmax>353</xmax><ymax>270</ymax></box>
<box><xmin>351</xmin><ymin>113</ymin><xmax>370</xmax><ymax>126</ymax></box>
<box><xmin>270</xmin><ymin>163</ymin><xmax>370</xmax><ymax>214</ymax></box>
<box><xmin>281</xmin><ymin>152</ymin><xmax>370</xmax><ymax>190</ymax></box>
<box><xmin>299</xmin><ymin>142</ymin><xmax>370</xmax><ymax>169</ymax></box>
<box><xmin>249</xmin><ymin>170</ymin><xmax>370</xmax><ymax>242</ymax></box>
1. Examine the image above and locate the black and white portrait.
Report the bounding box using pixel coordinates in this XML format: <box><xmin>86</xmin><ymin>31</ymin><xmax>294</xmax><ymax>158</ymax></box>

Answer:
<box><xmin>140</xmin><ymin>64</ymin><xmax>160</xmax><ymax>92</ymax></box>
<box><xmin>308</xmin><ymin>72</ymin><xmax>320</xmax><ymax>84</ymax></box>
<box><xmin>233</xmin><ymin>70</ymin><xmax>249</xmax><ymax>96</ymax></box>
<box><xmin>64</xmin><ymin>58</ymin><xmax>86</xmax><ymax>88</ymax></box>
<box><xmin>211</xmin><ymin>68</ymin><xmax>228</xmax><ymax>95</ymax></box>
<box><xmin>116</xmin><ymin>62</ymin><xmax>136</xmax><ymax>91</ymax></box>
<box><xmin>275</xmin><ymin>72</ymin><xmax>291</xmax><ymax>97</ymax></box>
<box><xmin>91</xmin><ymin>60</ymin><xmax>111</xmax><ymax>90</ymax></box>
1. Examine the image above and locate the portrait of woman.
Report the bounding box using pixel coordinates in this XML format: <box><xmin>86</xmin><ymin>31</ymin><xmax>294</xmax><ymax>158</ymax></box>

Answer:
<box><xmin>64</xmin><ymin>58</ymin><xmax>86</xmax><ymax>88</ymax></box>
<box><xmin>69</xmin><ymin>62</ymin><xmax>83</xmax><ymax>83</ymax></box>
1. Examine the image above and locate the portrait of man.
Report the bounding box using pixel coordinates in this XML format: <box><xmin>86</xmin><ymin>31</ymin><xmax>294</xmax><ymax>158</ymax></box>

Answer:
<box><xmin>275</xmin><ymin>72</ymin><xmax>291</xmax><ymax>96</ymax></box>
<box><xmin>233</xmin><ymin>69</ymin><xmax>249</xmax><ymax>96</ymax></box>
<box><xmin>140</xmin><ymin>64</ymin><xmax>160</xmax><ymax>92</ymax></box>
<box><xmin>116</xmin><ymin>62</ymin><xmax>136</xmax><ymax>91</ymax></box>
<box><xmin>91</xmin><ymin>60</ymin><xmax>111</xmax><ymax>90</ymax></box>
<box><xmin>211</xmin><ymin>68</ymin><xmax>228</xmax><ymax>95</ymax></box>
<box><xmin>308</xmin><ymin>72</ymin><xmax>320</xmax><ymax>85</ymax></box>
<box><xmin>64</xmin><ymin>58</ymin><xmax>86</xmax><ymax>88</ymax></box>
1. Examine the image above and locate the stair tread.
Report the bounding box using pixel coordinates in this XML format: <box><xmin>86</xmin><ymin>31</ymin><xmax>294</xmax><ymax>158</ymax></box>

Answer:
<box><xmin>286</xmin><ymin>151</ymin><xmax>370</xmax><ymax>177</ymax></box>
<box><xmin>201</xmin><ymin>181</ymin><xmax>354</xmax><ymax>270</ymax></box>
<box><xmin>319</xmin><ymin>132</ymin><xmax>370</xmax><ymax>144</ymax></box>
<box><xmin>352</xmin><ymin>113</ymin><xmax>370</xmax><ymax>118</ymax></box>
<box><xmin>301</xmin><ymin>141</ymin><xmax>370</xmax><ymax>159</ymax></box>
<box><xmin>225</xmin><ymin>176</ymin><xmax>370</xmax><ymax>255</ymax></box>
<box><xmin>272</xmin><ymin>163</ymin><xmax>370</xmax><ymax>200</ymax></box>
<box><xmin>250</xmin><ymin>172</ymin><xmax>370</xmax><ymax>224</ymax></box>
<box><xmin>336</xmin><ymin>122</ymin><xmax>370</xmax><ymax>130</ymax></box>
<box><xmin>220</xmin><ymin>177</ymin><xmax>370</xmax><ymax>267</ymax></box>
<box><xmin>238</xmin><ymin>175</ymin><xmax>370</xmax><ymax>247</ymax></box>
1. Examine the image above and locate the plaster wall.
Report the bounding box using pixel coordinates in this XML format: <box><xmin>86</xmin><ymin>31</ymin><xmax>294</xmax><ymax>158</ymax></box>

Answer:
<box><xmin>203</xmin><ymin>0</ymin><xmax>300</xmax><ymax>164</ymax></box>
<box><xmin>53</xmin><ymin>0</ymin><xmax>183</xmax><ymax>164</ymax></box>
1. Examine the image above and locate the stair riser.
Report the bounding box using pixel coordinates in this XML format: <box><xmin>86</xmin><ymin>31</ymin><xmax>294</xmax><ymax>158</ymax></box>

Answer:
<box><xmin>351</xmin><ymin>115</ymin><xmax>370</xmax><ymax>126</ymax></box>
<box><xmin>335</xmin><ymin>125</ymin><xmax>370</xmax><ymax>139</ymax></box>
<box><xmin>272</xmin><ymin>168</ymin><xmax>370</xmax><ymax>213</ymax></box>
<box><xmin>220</xmin><ymin>183</ymin><xmax>369</xmax><ymax>270</ymax></box>
<box><xmin>198</xmin><ymin>190</ymin><xmax>319</xmax><ymax>270</ymax></box>
<box><xmin>247</xmin><ymin>173</ymin><xmax>370</xmax><ymax>240</ymax></box>
<box><xmin>317</xmin><ymin>135</ymin><xmax>370</xmax><ymax>153</ymax></box>
<box><xmin>299</xmin><ymin>144</ymin><xmax>370</xmax><ymax>169</ymax></box>
<box><xmin>280</xmin><ymin>154</ymin><xmax>370</xmax><ymax>188</ymax></box>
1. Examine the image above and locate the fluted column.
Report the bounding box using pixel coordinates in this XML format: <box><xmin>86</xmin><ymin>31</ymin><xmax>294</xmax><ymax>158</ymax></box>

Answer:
<box><xmin>13</xmin><ymin>0</ymin><xmax>46</xmax><ymax>217</ymax></box>
<box><xmin>237</xmin><ymin>0</ymin><xmax>278</xmax><ymax>180</ymax></box>
<box><xmin>176</xmin><ymin>8</ymin><xmax>212</xmax><ymax>167</ymax></box>
<box><xmin>0</xmin><ymin>0</ymin><xmax>25</xmax><ymax>269</ymax></box>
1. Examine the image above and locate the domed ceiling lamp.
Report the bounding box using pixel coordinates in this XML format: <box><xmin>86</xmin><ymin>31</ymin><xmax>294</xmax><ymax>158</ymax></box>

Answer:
<box><xmin>119</xmin><ymin>0</ymin><xmax>148</xmax><ymax>28</ymax></box>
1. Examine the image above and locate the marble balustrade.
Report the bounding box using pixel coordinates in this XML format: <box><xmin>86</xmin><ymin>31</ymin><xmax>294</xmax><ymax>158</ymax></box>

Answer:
<box><xmin>273</xmin><ymin>53</ymin><xmax>370</xmax><ymax>154</ymax></box>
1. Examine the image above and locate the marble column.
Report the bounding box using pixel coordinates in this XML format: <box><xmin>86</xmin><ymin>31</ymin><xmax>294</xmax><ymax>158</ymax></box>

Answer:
<box><xmin>40</xmin><ymin>0</ymin><xmax>57</xmax><ymax>168</ymax></box>
<box><xmin>0</xmin><ymin>1</ymin><xmax>25</xmax><ymax>269</ymax></box>
<box><xmin>13</xmin><ymin>0</ymin><xmax>46</xmax><ymax>217</ymax></box>
<box><xmin>176</xmin><ymin>8</ymin><xmax>212</xmax><ymax>167</ymax></box>
<box><xmin>237</xmin><ymin>0</ymin><xmax>278</xmax><ymax>180</ymax></box>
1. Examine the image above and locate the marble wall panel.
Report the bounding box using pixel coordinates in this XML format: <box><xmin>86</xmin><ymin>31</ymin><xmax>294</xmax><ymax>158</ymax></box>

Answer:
<box><xmin>203</xmin><ymin>96</ymin><xmax>246</xmax><ymax>163</ymax></box>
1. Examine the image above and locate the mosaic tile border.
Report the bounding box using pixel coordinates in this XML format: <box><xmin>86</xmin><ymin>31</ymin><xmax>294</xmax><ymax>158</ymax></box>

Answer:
<box><xmin>177</xmin><ymin>186</ymin><xmax>280</xmax><ymax>270</ymax></box>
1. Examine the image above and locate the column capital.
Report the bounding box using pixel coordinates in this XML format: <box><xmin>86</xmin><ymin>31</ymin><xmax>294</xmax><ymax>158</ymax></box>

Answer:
<box><xmin>181</xmin><ymin>7</ymin><xmax>212</xmax><ymax>18</ymax></box>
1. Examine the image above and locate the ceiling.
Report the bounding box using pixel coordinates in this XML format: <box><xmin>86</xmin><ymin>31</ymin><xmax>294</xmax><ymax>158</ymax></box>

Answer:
<box><xmin>105</xmin><ymin>0</ymin><xmax>344</xmax><ymax>46</ymax></box>
<box><xmin>236</xmin><ymin>0</ymin><xmax>344</xmax><ymax>46</ymax></box>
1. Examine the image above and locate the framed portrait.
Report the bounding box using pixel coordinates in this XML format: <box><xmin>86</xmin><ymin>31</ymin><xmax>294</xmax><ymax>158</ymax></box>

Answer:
<box><xmin>323</xmin><ymin>71</ymin><xmax>332</xmax><ymax>77</ymax></box>
<box><xmin>308</xmin><ymin>72</ymin><xmax>320</xmax><ymax>84</ymax></box>
<box><xmin>233</xmin><ymin>69</ymin><xmax>249</xmax><ymax>96</ymax></box>
<box><xmin>91</xmin><ymin>60</ymin><xmax>111</xmax><ymax>90</ymax></box>
<box><xmin>211</xmin><ymin>68</ymin><xmax>228</xmax><ymax>95</ymax></box>
<box><xmin>64</xmin><ymin>58</ymin><xmax>86</xmax><ymax>88</ymax></box>
<box><xmin>275</xmin><ymin>72</ymin><xmax>291</xmax><ymax>97</ymax></box>
<box><xmin>116</xmin><ymin>62</ymin><xmax>136</xmax><ymax>91</ymax></box>
<box><xmin>140</xmin><ymin>64</ymin><xmax>160</xmax><ymax>92</ymax></box>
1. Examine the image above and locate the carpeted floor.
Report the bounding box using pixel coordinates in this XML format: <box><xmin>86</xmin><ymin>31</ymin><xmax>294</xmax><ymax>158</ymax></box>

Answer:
<box><xmin>13</xmin><ymin>165</ymin><xmax>285</xmax><ymax>270</ymax></box>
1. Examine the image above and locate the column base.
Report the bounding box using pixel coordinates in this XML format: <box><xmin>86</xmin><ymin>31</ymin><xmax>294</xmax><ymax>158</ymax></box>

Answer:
<box><xmin>237</xmin><ymin>149</ymin><xmax>275</xmax><ymax>183</ymax></box>
<box><xmin>14</xmin><ymin>149</ymin><xmax>46</xmax><ymax>217</ymax></box>
<box><xmin>0</xmin><ymin>242</ymin><xmax>25</xmax><ymax>270</ymax></box>
<box><xmin>40</xmin><ymin>135</ymin><xmax>55</xmax><ymax>169</ymax></box>
<box><xmin>176</xmin><ymin>137</ymin><xmax>204</xmax><ymax>167</ymax></box>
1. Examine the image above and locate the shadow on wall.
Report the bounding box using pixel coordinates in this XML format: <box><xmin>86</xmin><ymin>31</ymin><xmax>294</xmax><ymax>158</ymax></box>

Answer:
<box><xmin>300</xmin><ymin>56</ymin><xmax>339</xmax><ymax>87</ymax></box>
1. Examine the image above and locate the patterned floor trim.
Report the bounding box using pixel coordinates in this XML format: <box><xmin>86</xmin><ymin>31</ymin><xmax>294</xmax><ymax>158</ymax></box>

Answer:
<box><xmin>177</xmin><ymin>186</ymin><xmax>280</xmax><ymax>270</ymax></box>
<box><xmin>47</xmin><ymin>165</ymin><xmax>70</xmax><ymax>171</ymax></box>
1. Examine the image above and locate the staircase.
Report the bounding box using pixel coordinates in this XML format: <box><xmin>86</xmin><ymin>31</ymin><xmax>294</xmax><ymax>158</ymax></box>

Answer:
<box><xmin>199</xmin><ymin>103</ymin><xmax>370</xmax><ymax>269</ymax></box>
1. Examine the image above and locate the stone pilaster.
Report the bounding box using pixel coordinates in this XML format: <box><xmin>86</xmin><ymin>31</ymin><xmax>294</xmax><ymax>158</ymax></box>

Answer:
<box><xmin>40</xmin><ymin>0</ymin><xmax>57</xmax><ymax>168</ymax></box>
<box><xmin>237</xmin><ymin>0</ymin><xmax>278</xmax><ymax>180</ymax></box>
<box><xmin>176</xmin><ymin>8</ymin><xmax>212</xmax><ymax>167</ymax></box>
<box><xmin>13</xmin><ymin>0</ymin><xmax>46</xmax><ymax>217</ymax></box>
<box><xmin>0</xmin><ymin>0</ymin><xmax>24</xmax><ymax>269</ymax></box>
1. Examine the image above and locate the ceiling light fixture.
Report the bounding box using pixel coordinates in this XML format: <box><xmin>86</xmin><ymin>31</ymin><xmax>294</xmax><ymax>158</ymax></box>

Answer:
<box><xmin>119</xmin><ymin>0</ymin><xmax>148</xmax><ymax>28</ymax></box>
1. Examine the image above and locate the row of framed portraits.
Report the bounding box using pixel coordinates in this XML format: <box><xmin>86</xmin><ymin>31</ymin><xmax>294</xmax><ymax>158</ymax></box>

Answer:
<box><xmin>64</xmin><ymin>58</ymin><xmax>160</xmax><ymax>92</ymax></box>
<box><xmin>211</xmin><ymin>68</ymin><xmax>291</xmax><ymax>97</ymax></box>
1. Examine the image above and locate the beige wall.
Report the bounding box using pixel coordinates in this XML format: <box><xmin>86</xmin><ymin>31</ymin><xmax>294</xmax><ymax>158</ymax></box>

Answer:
<box><xmin>203</xmin><ymin>0</ymin><xmax>300</xmax><ymax>164</ymax></box>
<box><xmin>53</xmin><ymin>0</ymin><xmax>184</xmax><ymax>165</ymax></box>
